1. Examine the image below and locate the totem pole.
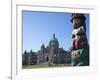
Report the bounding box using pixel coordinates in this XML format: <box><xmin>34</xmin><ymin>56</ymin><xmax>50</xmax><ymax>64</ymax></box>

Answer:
<box><xmin>71</xmin><ymin>13</ymin><xmax>89</xmax><ymax>66</ymax></box>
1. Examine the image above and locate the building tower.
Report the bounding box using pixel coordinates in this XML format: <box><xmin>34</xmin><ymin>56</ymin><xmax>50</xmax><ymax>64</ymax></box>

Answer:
<box><xmin>49</xmin><ymin>34</ymin><xmax>59</xmax><ymax>64</ymax></box>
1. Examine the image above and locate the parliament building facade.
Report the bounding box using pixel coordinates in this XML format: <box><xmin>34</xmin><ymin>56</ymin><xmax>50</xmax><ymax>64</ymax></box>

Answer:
<box><xmin>22</xmin><ymin>34</ymin><xmax>71</xmax><ymax>66</ymax></box>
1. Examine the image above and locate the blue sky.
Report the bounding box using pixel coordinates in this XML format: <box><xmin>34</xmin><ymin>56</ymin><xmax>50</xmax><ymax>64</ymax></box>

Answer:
<box><xmin>22</xmin><ymin>11</ymin><xmax>89</xmax><ymax>52</ymax></box>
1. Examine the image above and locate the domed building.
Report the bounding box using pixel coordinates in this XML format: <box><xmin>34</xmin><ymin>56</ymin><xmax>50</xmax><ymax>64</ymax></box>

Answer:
<box><xmin>23</xmin><ymin>34</ymin><xmax>71</xmax><ymax>66</ymax></box>
<box><xmin>49</xmin><ymin>34</ymin><xmax>59</xmax><ymax>48</ymax></box>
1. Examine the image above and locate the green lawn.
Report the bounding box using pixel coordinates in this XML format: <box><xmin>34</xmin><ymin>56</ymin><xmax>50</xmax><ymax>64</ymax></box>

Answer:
<box><xmin>22</xmin><ymin>64</ymin><xmax>71</xmax><ymax>69</ymax></box>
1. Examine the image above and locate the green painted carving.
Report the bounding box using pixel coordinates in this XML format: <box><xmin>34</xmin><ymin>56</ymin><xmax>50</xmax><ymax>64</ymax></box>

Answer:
<box><xmin>71</xmin><ymin>48</ymin><xmax>89</xmax><ymax>66</ymax></box>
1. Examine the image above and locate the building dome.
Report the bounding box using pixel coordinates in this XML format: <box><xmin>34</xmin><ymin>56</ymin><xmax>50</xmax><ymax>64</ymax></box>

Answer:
<box><xmin>49</xmin><ymin>34</ymin><xmax>59</xmax><ymax>47</ymax></box>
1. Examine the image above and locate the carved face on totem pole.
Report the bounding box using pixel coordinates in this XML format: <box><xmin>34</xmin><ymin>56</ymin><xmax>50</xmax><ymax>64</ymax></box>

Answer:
<box><xmin>71</xmin><ymin>13</ymin><xmax>86</xmax><ymax>30</ymax></box>
<box><xmin>71</xmin><ymin>13</ymin><xmax>88</xmax><ymax>50</ymax></box>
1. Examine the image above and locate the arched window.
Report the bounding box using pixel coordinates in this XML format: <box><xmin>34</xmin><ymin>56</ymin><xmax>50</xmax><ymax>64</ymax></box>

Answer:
<box><xmin>46</xmin><ymin>56</ymin><xmax>49</xmax><ymax>62</ymax></box>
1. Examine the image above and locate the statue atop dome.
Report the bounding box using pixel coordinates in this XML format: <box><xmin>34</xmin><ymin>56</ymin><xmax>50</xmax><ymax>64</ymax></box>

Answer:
<box><xmin>53</xmin><ymin>33</ymin><xmax>55</xmax><ymax>38</ymax></box>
